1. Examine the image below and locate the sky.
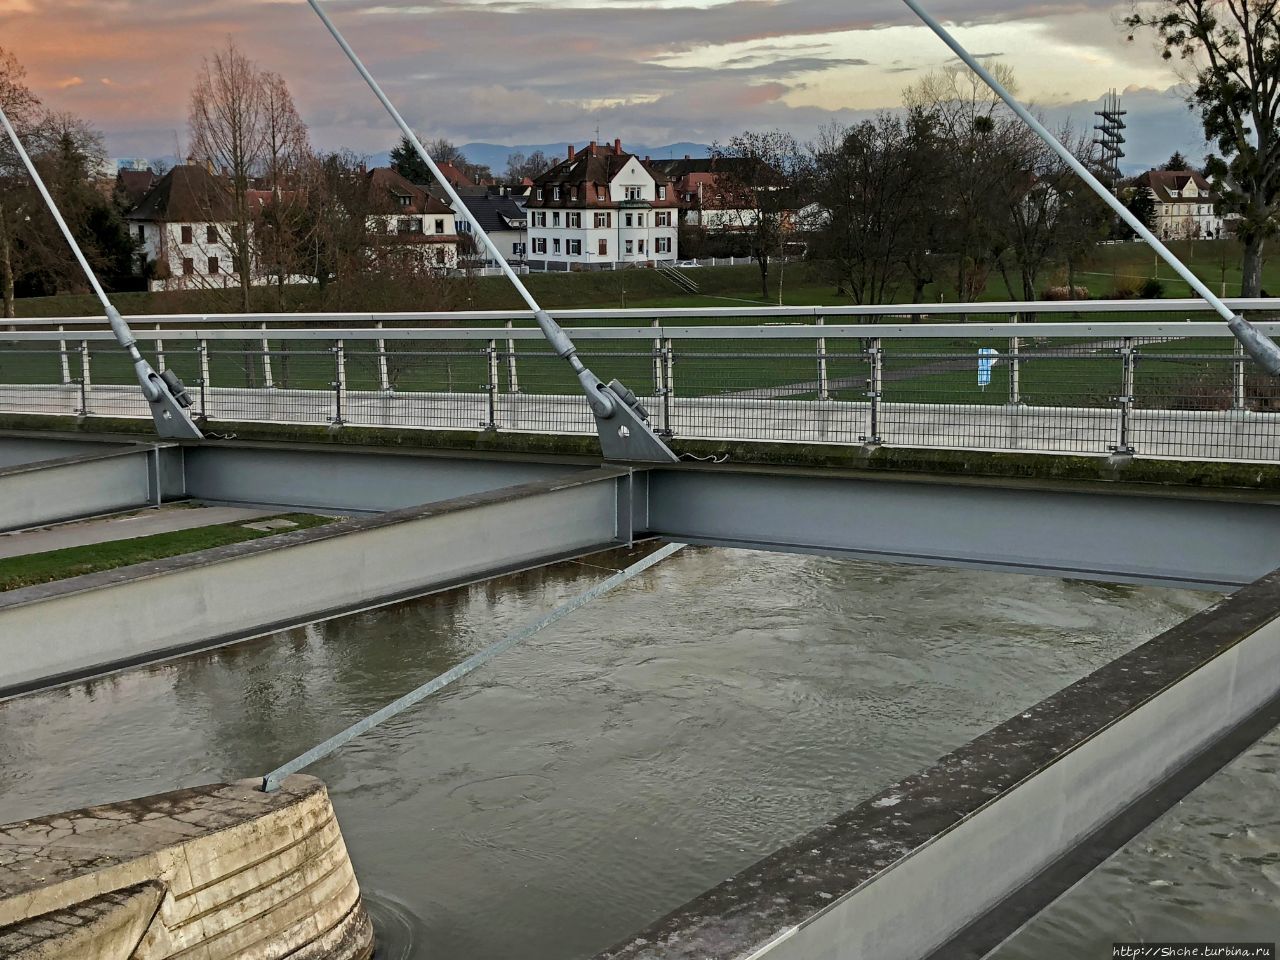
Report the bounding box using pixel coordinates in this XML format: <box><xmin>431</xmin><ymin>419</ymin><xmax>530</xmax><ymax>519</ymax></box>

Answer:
<box><xmin>0</xmin><ymin>0</ymin><xmax>1203</xmax><ymax>168</ymax></box>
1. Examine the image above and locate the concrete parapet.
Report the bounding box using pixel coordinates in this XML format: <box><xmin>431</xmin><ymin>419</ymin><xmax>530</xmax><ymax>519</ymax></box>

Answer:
<box><xmin>0</xmin><ymin>776</ymin><xmax>373</xmax><ymax>960</ymax></box>
<box><xmin>596</xmin><ymin>570</ymin><xmax>1280</xmax><ymax>960</ymax></box>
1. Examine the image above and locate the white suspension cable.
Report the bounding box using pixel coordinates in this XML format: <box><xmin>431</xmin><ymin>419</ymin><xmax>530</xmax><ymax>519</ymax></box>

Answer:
<box><xmin>902</xmin><ymin>0</ymin><xmax>1280</xmax><ymax>375</ymax></box>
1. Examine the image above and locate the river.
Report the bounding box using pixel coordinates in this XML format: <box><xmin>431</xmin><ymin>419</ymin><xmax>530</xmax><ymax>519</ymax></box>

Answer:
<box><xmin>0</xmin><ymin>545</ymin><xmax>1246</xmax><ymax>959</ymax></box>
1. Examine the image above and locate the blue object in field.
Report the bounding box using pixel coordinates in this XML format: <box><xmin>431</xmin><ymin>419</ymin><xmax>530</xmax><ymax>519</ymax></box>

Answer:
<box><xmin>978</xmin><ymin>348</ymin><xmax>1000</xmax><ymax>389</ymax></box>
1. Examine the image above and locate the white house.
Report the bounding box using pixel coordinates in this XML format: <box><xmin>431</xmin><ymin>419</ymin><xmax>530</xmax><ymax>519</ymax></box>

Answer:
<box><xmin>526</xmin><ymin>140</ymin><xmax>678</xmax><ymax>271</ymax></box>
<box><xmin>362</xmin><ymin>167</ymin><xmax>460</xmax><ymax>270</ymax></box>
<box><xmin>1136</xmin><ymin>170</ymin><xmax>1225</xmax><ymax>241</ymax></box>
<box><xmin>125</xmin><ymin>164</ymin><xmax>244</xmax><ymax>292</ymax></box>
<box><xmin>455</xmin><ymin>188</ymin><xmax>528</xmax><ymax>266</ymax></box>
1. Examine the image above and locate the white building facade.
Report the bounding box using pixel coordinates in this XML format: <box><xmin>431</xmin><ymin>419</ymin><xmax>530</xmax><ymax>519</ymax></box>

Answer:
<box><xmin>526</xmin><ymin>142</ymin><xmax>678</xmax><ymax>271</ymax></box>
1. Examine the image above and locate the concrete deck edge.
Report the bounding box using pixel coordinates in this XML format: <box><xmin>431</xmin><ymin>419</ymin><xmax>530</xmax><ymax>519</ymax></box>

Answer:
<box><xmin>593</xmin><ymin>570</ymin><xmax>1280</xmax><ymax>960</ymax></box>
<box><xmin>3</xmin><ymin>413</ymin><xmax>1277</xmax><ymax>492</ymax></box>
<box><xmin>0</xmin><ymin>465</ymin><xmax>630</xmax><ymax>613</ymax></box>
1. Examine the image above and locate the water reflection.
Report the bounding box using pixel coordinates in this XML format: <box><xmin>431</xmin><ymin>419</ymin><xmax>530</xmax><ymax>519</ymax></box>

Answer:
<box><xmin>0</xmin><ymin>547</ymin><xmax>1213</xmax><ymax>959</ymax></box>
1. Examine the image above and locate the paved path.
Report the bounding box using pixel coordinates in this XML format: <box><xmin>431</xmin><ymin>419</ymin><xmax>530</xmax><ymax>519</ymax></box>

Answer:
<box><xmin>2</xmin><ymin>382</ymin><xmax>1277</xmax><ymax>463</ymax></box>
<box><xmin>0</xmin><ymin>505</ymin><xmax>274</xmax><ymax>559</ymax></box>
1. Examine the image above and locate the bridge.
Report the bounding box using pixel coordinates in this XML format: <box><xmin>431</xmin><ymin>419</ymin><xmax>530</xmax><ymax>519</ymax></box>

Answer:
<box><xmin>4</xmin><ymin>299</ymin><xmax>1280</xmax><ymax>959</ymax></box>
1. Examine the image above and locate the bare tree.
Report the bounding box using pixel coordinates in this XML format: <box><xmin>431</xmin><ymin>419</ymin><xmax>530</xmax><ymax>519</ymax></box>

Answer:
<box><xmin>1126</xmin><ymin>0</ymin><xmax>1280</xmax><ymax>296</ymax></box>
<box><xmin>807</xmin><ymin>115</ymin><xmax>941</xmax><ymax>304</ymax></box>
<box><xmin>188</xmin><ymin>39</ymin><xmax>269</xmax><ymax>311</ymax></box>
<box><xmin>505</xmin><ymin>150</ymin><xmax>551</xmax><ymax>182</ymax></box>
<box><xmin>261</xmin><ymin>71</ymin><xmax>309</xmax><ymax>190</ymax></box>
<box><xmin>709</xmin><ymin>131</ymin><xmax>804</xmax><ymax>299</ymax></box>
<box><xmin>905</xmin><ymin>61</ymin><xmax>1034</xmax><ymax>302</ymax></box>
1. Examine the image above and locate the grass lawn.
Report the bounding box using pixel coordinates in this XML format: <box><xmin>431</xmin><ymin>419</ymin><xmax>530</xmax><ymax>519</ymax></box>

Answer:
<box><xmin>0</xmin><ymin>512</ymin><xmax>337</xmax><ymax>592</ymax></box>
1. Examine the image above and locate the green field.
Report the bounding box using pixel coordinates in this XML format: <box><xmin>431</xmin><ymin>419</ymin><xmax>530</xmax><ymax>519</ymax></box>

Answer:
<box><xmin>5</xmin><ymin>241</ymin><xmax>1273</xmax><ymax>410</ymax></box>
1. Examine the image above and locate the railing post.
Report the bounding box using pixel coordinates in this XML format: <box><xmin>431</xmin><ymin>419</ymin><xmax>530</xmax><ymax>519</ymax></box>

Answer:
<box><xmin>660</xmin><ymin>337</ymin><xmax>675</xmax><ymax>437</ymax></box>
<box><xmin>154</xmin><ymin>323</ymin><xmax>166</xmax><ymax>374</ymax></box>
<box><xmin>505</xmin><ymin>319</ymin><xmax>520</xmax><ymax>393</ymax></box>
<box><xmin>485</xmin><ymin>338</ymin><xmax>499</xmax><ymax>430</ymax></box>
<box><xmin>57</xmin><ymin>325</ymin><xmax>70</xmax><ymax>384</ymax></box>
<box><xmin>376</xmin><ymin>321</ymin><xmax>391</xmax><ymax>392</ymax></box>
<box><xmin>78</xmin><ymin>340</ymin><xmax>91</xmax><ymax>396</ymax></box>
<box><xmin>197</xmin><ymin>339</ymin><xmax>210</xmax><ymax>417</ymax></box>
<box><xmin>863</xmin><ymin>338</ymin><xmax>883</xmax><ymax>445</ymax></box>
<box><xmin>1233</xmin><ymin>340</ymin><xmax>1247</xmax><ymax>411</ymax></box>
<box><xmin>651</xmin><ymin>317</ymin><xmax>663</xmax><ymax>404</ymax></box>
<box><xmin>1114</xmin><ymin>337</ymin><xmax>1136</xmax><ymax>455</ymax></box>
<box><xmin>816</xmin><ymin>315</ymin><xmax>830</xmax><ymax>401</ymax></box>
<box><xmin>260</xmin><ymin>322</ymin><xmax>274</xmax><ymax>388</ymax></box>
<box><xmin>330</xmin><ymin>339</ymin><xmax>346</xmax><ymax>425</ymax></box>
<box><xmin>1008</xmin><ymin>314</ymin><xmax>1021</xmax><ymax>405</ymax></box>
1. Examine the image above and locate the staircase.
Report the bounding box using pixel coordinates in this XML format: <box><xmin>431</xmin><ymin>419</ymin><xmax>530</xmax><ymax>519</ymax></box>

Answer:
<box><xmin>656</xmin><ymin>262</ymin><xmax>700</xmax><ymax>294</ymax></box>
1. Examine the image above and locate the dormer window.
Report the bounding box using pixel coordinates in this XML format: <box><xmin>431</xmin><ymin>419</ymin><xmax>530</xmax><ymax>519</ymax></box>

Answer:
<box><xmin>553</xmin><ymin>186</ymin><xmax>561</xmax><ymax>201</ymax></box>
<box><xmin>397</xmin><ymin>194</ymin><xmax>411</xmax><ymax>207</ymax></box>
<box><xmin>571</xmin><ymin>186</ymin><xmax>578</xmax><ymax>201</ymax></box>
<box><xmin>536</xmin><ymin>188</ymin><xmax>543</xmax><ymax>201</ymax></box>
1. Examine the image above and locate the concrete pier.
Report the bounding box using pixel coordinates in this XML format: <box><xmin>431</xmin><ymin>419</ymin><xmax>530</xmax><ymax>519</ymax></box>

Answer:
<box><xmin>0</xmin><ymin>776</ymin><xmax>372</xmax><ymax>960</ymax></box>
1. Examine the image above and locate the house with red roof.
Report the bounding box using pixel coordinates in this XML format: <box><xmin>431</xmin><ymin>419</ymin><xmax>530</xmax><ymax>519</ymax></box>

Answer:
<box><xmin>1134</xmin><ymin>170</ymin><xmax>1225</xmax><ymax>240</ymax></box>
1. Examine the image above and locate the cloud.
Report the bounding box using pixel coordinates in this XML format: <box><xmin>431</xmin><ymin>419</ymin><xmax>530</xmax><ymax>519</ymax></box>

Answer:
<box><xmin>0</xmin><ymin>0</ymin><xmax>1182</xmax><ymax>162</ymax></box>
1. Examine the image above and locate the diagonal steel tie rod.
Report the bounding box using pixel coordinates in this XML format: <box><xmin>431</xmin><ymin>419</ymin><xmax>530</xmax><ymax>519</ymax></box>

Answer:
<box><xmin>0</xmin><ymin>106</ymin><xmax>203</xmax><ymax>439</ymax></box>
<box><xmin>305</xmin><ymin>0</ymin><xmax>677</xmax><ymax>462</ymax></box>
<box><xmin>903</xmin><ymin>0</ymin><xmax>1280</xmax><ymax>376</ymax></box>
<box><xmin>260</xmin><ymin>541</ymin><xmax>687</xmax><ymax>791</ymax></box>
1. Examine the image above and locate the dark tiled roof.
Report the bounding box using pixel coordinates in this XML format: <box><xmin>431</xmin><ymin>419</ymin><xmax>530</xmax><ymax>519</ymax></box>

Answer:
<box><xmin>125</xmin><ymin>165</ymin><xmax>237</xmax><ymax>222</ymax></box>
<box><xmin>115</xmin><ymin>169</ymin><xmax>159</xmax><ymax>208</ymax></box>
<box><xmin>529</xmin><ymin>141</ymin><xmax>676</xmax><ymax>209</ymax></box>
<box><xmin>457</xmin><ymin>193</ymin><xmax>527</xmax><ymax>233</ymax></box>
<box><xmin>365</xmin><ymin>167</ymin><xmax>452</xmax><ymax>216</ymax></box>
<box><xmin>1137</xmin><ymin>169</ymin><xmax>1217</xmax><ymax>204</ymax></box>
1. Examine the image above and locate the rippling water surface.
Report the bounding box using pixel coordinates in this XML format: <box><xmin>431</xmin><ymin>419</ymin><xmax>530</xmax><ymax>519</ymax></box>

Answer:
<box><xmin>0</xmin><ymin>547</ymin><xmax>1220</xmax><ymax>959</ymax></box>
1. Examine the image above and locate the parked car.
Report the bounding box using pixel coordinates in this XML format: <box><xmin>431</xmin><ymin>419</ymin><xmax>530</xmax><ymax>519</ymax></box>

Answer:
<box><xmin>675</xmin><ymin>260</ymin><xmax>702</xmax><ymax>268</ymax></box>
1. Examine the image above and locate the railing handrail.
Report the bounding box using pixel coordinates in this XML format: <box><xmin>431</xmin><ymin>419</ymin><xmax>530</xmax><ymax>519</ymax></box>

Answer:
<box><xmin>9</xmin><ymin>297</ymin><xmax>1280</xmax><ymax>329</ymax></box>
<box><xmin>2</xmin><ymin>320</ymin><xmax>1277</xmax><ymax>343</ymax></box>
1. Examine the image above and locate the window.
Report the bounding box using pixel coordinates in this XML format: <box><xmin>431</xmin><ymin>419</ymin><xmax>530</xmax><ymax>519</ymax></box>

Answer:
<box><xmin>206</xmin><ymin>225</ymin><xmax>218</xmax><ymax>243</ymax></box>
<box><xmin>553</xmin><ymin>186</ymin><xmax>561</xmax><ymax>201</ymax></box>
<box><xmin>435</xmin><ymin>219</ymin><xmax>445</xmax><ymax>234</ymax></box>
<box><xmin>635</xmin><ymin>213</ymin><xmax>645</xmax><ymax>228</ymax></box>
<box><xmin>458</xmin><ymin>220</ymin><xmax>472</xmax><ymax>233</ymax></box>
<box><xmin>397</xmin><ymin>218</ymin><xmax>414</xmax><ymax>235</ymax></box>
<box><xmin>625</xmin><ymin>240</ymin><xmax>634</xmax><ymax>255</ymax></box>
<box><xmin>656</xmin><ymin>237</ymin><xmax>671</xmax><ymax>254</ymax></box>
<box><xmin>568</xmin><ymin>212</ymin><xmax>581</xmax><ymax>228</ymax></box>
<box><xmin>571</xmin><ymin>186</ymin><xmax>578</xmax><ymax>201</ymax></box>
<box><xmin>626</xmin><ymin>186</ymin><xmax>642</xmax><ymax>200</ymax></box>
<box><xmin>533</xmin><ymin>212</ymin><xmax>547</xmax><ymax>228</ymax></box>
<box><xmin>180</xmin><ymin>225</ymin><xmax>193</xmax><ymax>244</ymax></box>
<box><xmin>553</xmin><ymin>238</ymin><xmax>561</xmax><ymax>254</ymax></box>
<box><xmin>398</xmin><ymin>194</ymin><xmax>411</xmax><ymax>207</ymax></box>
<box><xmin>568</xmin><ymin>239</ymin><xmax>582</xmax><ymax>256</ymax></box>
<box><xmin>182</xmin><ymin>257</ymin><xmax>194</xmax><ymax>276</ymax></box>
<box><xmin>658</xmin><ymin>185</ymin><xmax>667</xmax><ymax>200</ymax></box>
<box><xmin>208</xmin><ymin>256</ymin><xmax>220</xmax><ymax>275</ymax></box>
<box><xmin>552</xmin><ymin>212</ymin><xmax>561</xmax><ymax>227</ymax></box>
<box><xmin>434</xmin><ymin>248</ymin><xmax>447</xmax><ymax>265</ymax></box>
<box><xmin>533</xmin><ymin>238</ymin><xmax>547</xmax><ymax>254</ymax></box>
<box><xmin>598</xmin><ymin>239</ymin><xmax>608</xmax><ymax>256</ymax></box>
<box><xmin>536</xmin><ymin>188</ymin><xmax>544</xmax><ymax>201</ymax></box>
<box><xmin>625</xmin><ymin>213</ymin><xmax>633</xmax><ymax>228</ymax></box>
<box><xmin>638</xmin><ymin>239</ymin><xmax>646</xmax><ymax>254</ymax></box>
<box><xmin>137</xmin><ymin>225</ymin><xmax>145</xmax><ymax>241</ymax></box>
<box><xmin>594</xmin><ymin>212</ymin><xmax>611</xmax><ymax>228</ymax></box>
<box><xmin>656</xmin><ymin>211</ymin><xmax>672</xmax><ymax>227</ymax></box>
<box><xmin>513</xmin><ymin>242</ymin><xmax>526</xmax><ymax>257</ymax></box>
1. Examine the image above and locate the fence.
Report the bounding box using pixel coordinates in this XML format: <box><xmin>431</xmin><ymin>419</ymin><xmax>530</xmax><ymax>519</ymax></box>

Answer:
<box><xmin>4</xmin><ymin>301</ymin><xmax>1280</xmax><ymax>461</ymax></box>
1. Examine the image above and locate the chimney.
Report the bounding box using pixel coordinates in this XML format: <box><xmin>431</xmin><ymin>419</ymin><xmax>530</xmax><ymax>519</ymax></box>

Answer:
<box><xmin>684</xmin><ymin>154</ymin><xmax>690</xmax><ymax>161</ymax></box>
<box><xmin>614</xmin><ymin>138</ymin><xmax>622</xmax><ymax>154</ymax></box>
<box><xmin>645</xmin><ymin>155</ymin><xmax>651</xmax><ymax>162</ymax></box>
<box><xmin>589</xmin><ymin>140</ymin><xmax>597</xmax><ymax>156</ymax></box>
<box><xmin>567</xmin><ymin>144</ymin><xmax>575</xmax><ymax>160</ymax></box>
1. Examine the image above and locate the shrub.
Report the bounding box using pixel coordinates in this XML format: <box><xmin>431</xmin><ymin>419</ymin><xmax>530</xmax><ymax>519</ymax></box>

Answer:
<box><xmin>1138</xmin><ymin>277</ymin><xmax>1165</xmax><ymax>299</ymax></box>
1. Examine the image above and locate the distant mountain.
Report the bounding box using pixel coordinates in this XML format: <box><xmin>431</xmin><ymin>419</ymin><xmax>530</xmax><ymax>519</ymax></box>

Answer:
<box><xmin>458</xmin><ymin>141</ymin><xmax>712</xmax><ymax>174</ymax></box>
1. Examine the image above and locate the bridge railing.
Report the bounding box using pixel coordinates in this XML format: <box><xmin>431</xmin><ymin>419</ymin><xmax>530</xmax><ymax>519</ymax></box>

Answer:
<box><xmin>3</xmin><ymin>308</ymin><xmax>1280</xmax><ymax>461</ymax></box>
